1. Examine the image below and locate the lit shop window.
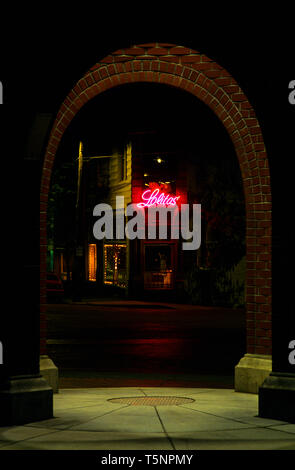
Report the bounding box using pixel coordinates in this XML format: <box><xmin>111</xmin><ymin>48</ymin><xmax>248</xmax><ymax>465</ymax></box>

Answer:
<box><xmin>104</xmin><ymin>244</ymin><xmax>127</xmax><ymax>287</ymax></box>
<box><xmin>88</xmin><ymin>244</ymin><xmax>97</xmax><ymax>282</ymax></box>
<box><xmin>144</xmin><ymin>244</ymin><xmax>174</xmax><ymax>289</ymax></box>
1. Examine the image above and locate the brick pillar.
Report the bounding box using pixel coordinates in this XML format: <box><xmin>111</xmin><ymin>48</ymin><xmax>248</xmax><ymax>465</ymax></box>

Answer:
<box><xmin>258</xmin><ymin>89</ymin><xmax>295</xmax><ymax>423</ymax></box>
<box><xmin>0</xmin><ymin>154</ymin><xmax>53</xmax><ymax>425</ymax></box>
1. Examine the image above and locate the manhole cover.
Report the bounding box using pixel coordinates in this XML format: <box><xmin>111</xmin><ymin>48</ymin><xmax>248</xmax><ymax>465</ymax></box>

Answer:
<box><xmin>108</xmin><ymin>396</ymin><xmax>195</xmax><ymax>406</ymax></box>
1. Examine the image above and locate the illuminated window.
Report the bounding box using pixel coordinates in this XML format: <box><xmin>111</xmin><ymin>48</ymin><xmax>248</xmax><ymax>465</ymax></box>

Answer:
<box><xmin>104</xmin><ymin>243</ymin><xmax>127</xmax><ymax>287</ymax></box>
<box><xmin>120</xmin><ymin>142</ymin><xmax>131</xmax><ymax>181</ymax></box>
<box><xmin>88</xmin><ymin>244</ymin><xmax>97</xmax><ymax>281</ymax></box>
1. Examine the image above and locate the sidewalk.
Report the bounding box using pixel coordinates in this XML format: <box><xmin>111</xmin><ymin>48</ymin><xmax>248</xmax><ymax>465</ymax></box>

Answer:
<box><xmin>1</xmin><ymin>387</ymin><xmax>294</xmax><ymax>450</ymax></box>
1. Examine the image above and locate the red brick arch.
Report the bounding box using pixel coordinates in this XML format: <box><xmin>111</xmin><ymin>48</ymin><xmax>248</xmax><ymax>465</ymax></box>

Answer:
<box><xmin>40</xmin><ymin>43</ymin><xmax>272</xmax><ymax>358</ymax></box>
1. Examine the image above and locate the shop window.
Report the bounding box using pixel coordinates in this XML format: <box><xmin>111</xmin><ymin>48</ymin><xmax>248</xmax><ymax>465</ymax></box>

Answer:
<box><xmin>88</xmin><ymin>244</ymin><xmax>97</xmax><ymax>281</ymax></box>
<box><xmin>59</xmin><ymin>252</ymin><xmax>69</xmax><ymax>281</ymax></box>
<box><xmin>104</xmin><ymin>243</ymin><xmax>127</xmax><ymax>287</ymax></box>
<box><xmin>144</xmin><ymin>243</ymin><xmax>174</xmax><ymax>289</ymax></box>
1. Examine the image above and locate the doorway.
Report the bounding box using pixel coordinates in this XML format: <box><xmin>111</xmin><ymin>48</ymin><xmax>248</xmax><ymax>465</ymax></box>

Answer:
<box><xmin>144</xmin><ymin>242</ymin><xmax>176</xmax><ymax>290</ymax></box>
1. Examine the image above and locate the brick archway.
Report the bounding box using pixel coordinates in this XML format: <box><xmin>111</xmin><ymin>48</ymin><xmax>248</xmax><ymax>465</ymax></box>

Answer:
<box><xmin>40</xmin><ymin>43</ymin><xmax>272</xmax><ymax>378</ymax></box>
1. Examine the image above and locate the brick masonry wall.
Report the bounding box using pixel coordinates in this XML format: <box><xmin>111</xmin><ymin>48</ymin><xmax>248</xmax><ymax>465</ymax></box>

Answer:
<box><xmin>40</xmin><ymin>43</ymin><xmax>272</xmax><ymax>357</ymax></box>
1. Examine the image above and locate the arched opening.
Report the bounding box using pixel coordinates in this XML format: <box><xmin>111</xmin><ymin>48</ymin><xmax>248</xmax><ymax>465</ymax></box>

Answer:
<box><xmin>40</xmin><ymin>44</ymin><xmax>272</xmax><ymax>392</ymax></box>
<box><xmin>46</xmin><ymin>82</ymin><xmax>246</xmax><ymax>386</ymax></box>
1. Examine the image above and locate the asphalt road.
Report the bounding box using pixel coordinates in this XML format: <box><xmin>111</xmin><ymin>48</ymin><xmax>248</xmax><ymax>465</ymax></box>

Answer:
<box><xmin>46</xmin><ymin>301</ymin><xmax>246</xmax><ymax>388</ymax></box>
<box><xmin>47</xmin><ymin>301</ymin><xmax>246</xmax><ymax>386</ymax></box>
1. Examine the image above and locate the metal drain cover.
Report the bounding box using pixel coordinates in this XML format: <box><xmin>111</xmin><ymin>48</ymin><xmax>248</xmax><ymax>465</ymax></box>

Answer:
<box><xmin>108</xmin><ymin>396</ymin><xmax>195</xmax><ymax>406</ymax></box>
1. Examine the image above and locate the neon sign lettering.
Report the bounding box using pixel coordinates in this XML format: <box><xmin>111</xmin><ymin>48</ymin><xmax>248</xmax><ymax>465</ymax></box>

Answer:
<box><xmin>137</xmin><ymin>189</ymin><xmax>180</xmax><ymax>208</ymax></box>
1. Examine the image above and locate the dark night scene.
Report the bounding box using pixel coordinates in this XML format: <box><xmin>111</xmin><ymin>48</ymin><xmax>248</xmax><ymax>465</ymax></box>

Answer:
<box><xmin>1</xmin><ymin>26</ymin><xmax>294</xmax><ymax>456</ymax></box>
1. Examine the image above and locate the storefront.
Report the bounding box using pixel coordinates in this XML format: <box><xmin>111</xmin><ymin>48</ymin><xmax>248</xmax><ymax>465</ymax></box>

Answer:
<box><xmin>85</xmin><ymin>128</ymin><xmax>191</xmax><ymax>298</ymax></box>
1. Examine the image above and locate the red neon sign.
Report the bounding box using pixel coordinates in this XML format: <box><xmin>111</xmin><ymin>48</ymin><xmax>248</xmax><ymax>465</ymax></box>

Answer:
<box><xmin>137</xmin><ymin>189</ymin><xmax>180</xmax><ymax>208</ymax></box>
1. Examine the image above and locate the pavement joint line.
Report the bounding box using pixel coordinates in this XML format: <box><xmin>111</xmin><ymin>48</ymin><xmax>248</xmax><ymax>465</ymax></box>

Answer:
<box><xmin>154</xmin><ymin>406</ymin><xmax>176</xmax><ymax>450</ymax></box>
<box><xmin>47</xmin><ymin>391</ymin><xmax>295</xmax><ymax>432</ymax></box>
<box><xmin>176</xmin><ymin>405</ymin><xmax>295</xmax><ymax>433</ymax></box>
<box><xmin>57</xmin><ymin>404</ymin><xmax>132</xmax><ymax>431</ymax></box>
<box><xmin>162</xmin><ymin>427</ymin><xmax>265</xmax><ymax>434</ymax></box>
<box><xmin>30</xmin><ymin>405</ymin><xmax>132</xmax><ymax>433</ymax></box>
<box><xmin>262</xmin><ymin>425</ymin><xmax>295</xmax><ymax>436</ymax></box>
<box><xmin>0</xmin><ymin>428</ymin><xmax>65</xmax><ymax>447</ymax></box>
<box><xmin>53</xmin><ymin>402</ymin><xmax>128</xmax><ymax>412</ymax></box>
<box><xmin>176</xmin><ymin>404</ymin><xmax>259</xmax><ymax>427</ymax></box>
<box><xmin>24</xmin><ymin>403</ymin><xmax>133</xmax><ymax>432</ymax></box>
<box><xmin>160</xmin><ymin>427</ymin><xmax>295</xmax><ymax>436</ymax></box>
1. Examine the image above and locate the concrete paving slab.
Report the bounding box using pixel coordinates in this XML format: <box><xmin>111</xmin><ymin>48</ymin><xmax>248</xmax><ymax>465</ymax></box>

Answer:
<box><xmin>169</xmin><ymin>428</ymin><xmax>295</xmax><ymax>450</ymax></box>
<box><xmin>0</xmin><ymin>387</ymin><xmax>294</xmax><ymax>451</ymax></box>
<box><xmin>268</xmin><ymin>424</ymin><xmax>295</xmax><ymax>434</ymax></box>
<box><xmin>22</xmin><ymin>403</ymin><xmax>127</xmax><ymax>429</ymax></box>
<box><xmin>0</xmin><ymin>426</ymin><xmax>59</xmax><ymax>448</ymax></box>
<box><xmin>70</xmin><ymin>405</ymin><xmax>163</xmax><ymax>433</ymax></box>
<box><xmin>156</xmin><ymin>405</ymin><xmax>253</xmax><ymax>433</ymax></box>
<box><xmin>180</xmin><ymin>402</ymin><xmax>258</xmax><ymax>421</ymax></box>
<box><xmin>0</xmin><ymin>431</ymin><xmax>174</xmax><ymax>450</ymax></box>
<box><xmin>189</xmin><ymin>389</ymin><xmax>258</xmax><ymax>400</ymax></box>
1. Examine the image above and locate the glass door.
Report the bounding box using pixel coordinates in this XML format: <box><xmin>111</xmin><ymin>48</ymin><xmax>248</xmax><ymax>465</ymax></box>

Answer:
<box><xmin>144</xmin><ymin>243</ymin><xmax>174</xmax><ymax>289</ymax></box>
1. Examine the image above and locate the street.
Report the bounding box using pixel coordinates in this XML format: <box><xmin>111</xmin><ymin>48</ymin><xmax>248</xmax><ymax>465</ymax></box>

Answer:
<box><xmin>46</xmin><ymin>301</ymin><xmax>246</xmax><ymax>388</ymax></box>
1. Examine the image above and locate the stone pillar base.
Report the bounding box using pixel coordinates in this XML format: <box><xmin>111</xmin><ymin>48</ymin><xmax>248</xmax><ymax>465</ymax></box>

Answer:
<box><xmin>235</xmin><ymin>353</ymin><xmax>272</xmax><ymax>394</ymax></box>
<box><xmin>40</xmin><ymin>355</ymin><xmax>59</xmax><ymax>393</ymax></box>
<box><xmin>259</xmin><ymin>372</ymin><xmax>295</xmax><ymax>423</ymax></box>
<box><xmin>0</xmin><ymin>375</ymin><xmax>53</xmax><ymax>426</ymax></box>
